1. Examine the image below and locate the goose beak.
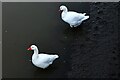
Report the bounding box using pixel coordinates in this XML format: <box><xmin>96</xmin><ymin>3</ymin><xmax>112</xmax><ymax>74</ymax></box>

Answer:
<box><xmin>27</xmin><ymin>47</ymin><xmax>32</xmax><ymax>50</ymax></box>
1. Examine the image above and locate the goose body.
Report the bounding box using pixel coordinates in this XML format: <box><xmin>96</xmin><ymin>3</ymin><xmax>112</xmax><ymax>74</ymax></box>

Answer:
<box><xmin>27</xmin><ymin>45</ymin><xmax>59</xmax><ymax>69</ymax></box>
<box><xmin>59</xmin><ymin>5</ymin><xmax>89</xmax><ymax>28</ymax></box>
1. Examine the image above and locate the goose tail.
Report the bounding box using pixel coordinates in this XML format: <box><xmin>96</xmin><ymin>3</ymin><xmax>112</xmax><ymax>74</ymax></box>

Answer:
<box><xmin>82</xmin><ymin>16</ymin><xmax>89</xmax><ymax>21</ymax></box>
<box><xmin>83</xmin><ymin>13</ymin><xmax>86</xmax><ymax>15</ymax></box>
<box><xmin>54</xmin><ymin>55</ymin><xmax>59</xmax><ymax>59</ymax></box>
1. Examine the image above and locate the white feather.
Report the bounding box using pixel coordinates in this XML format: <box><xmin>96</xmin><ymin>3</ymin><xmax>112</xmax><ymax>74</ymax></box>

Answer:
<box><xmin>60</xmin><ymin>5</ymin><xmax>89</xmax><ymax>27</ymax></box>
<box><xmin>28</xmin><ymin>45</ymin><xmax>59</xmax><ymax>69</ymax></box>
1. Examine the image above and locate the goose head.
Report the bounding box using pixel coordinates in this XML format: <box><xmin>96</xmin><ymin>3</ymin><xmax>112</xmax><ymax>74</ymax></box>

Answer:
<box><xmin>59</xmin><ymin>5</ymin><xmax>68</xmax><ymax>12</ymax></box>
<box><xmin>27</xmin><ymin>45</ymin><xmax>38</xmax><ymax>51</ymax></box>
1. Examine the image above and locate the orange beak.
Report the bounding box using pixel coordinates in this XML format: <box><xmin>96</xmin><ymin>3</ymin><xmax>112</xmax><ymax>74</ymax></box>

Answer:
<box><xmin>27</xmin><ymin>47</ymin><xmax>32</xmax><ymax>50</ymax></box>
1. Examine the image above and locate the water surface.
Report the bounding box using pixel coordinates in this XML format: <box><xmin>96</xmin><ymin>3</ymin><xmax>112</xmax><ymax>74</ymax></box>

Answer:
<box><xmin>2</xmin><ymin>2</ymin><xmax>90</xmax><ymax>78</ymax></box>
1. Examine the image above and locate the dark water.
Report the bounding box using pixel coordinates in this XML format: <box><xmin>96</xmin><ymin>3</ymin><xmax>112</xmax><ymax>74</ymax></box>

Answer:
<box><xmin>2</xmin><ymin>2</ymin><xmax>90</xmax><ymax>78</ymax></box>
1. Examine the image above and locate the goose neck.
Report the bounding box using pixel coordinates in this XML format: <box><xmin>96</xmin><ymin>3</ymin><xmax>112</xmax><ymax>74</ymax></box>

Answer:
<box><xmin>34</xmin><ymin>48</ymin><xmax>39</xmax><ymax>55</ymax></box>
<box><xmin>32</xmin><ymin>48</ymin><xmax>39</xmax><ymax>59</ymax></box>
<box><xmin>63</xmin><ymin>8</ymin><xmax>68</xmax><ymax>13</ymax></box>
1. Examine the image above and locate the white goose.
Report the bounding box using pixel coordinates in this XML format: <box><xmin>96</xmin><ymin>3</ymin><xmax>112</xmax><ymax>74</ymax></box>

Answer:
<box><xmin>59</xmin><ymin>5</ymin><xmax>89</xmax><ymax>28</ymax></box>
<box><xmin>27</xmin><ymin>45</ymin><xmax>59</xmax><ymax>69</ymax></box>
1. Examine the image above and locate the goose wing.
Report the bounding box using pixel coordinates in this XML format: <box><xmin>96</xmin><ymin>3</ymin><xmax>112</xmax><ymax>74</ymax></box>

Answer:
<box><xmin>39</xmin><ymin>54</ymin><xmax>57</xmax><ymax>64</ymax></box>
<box><xmin>64</xmin><ymin>11</ymin><xmax>85</xmax><ymax>23</ymax></box>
